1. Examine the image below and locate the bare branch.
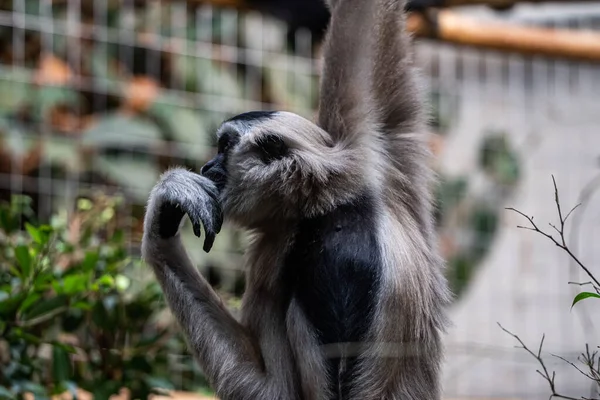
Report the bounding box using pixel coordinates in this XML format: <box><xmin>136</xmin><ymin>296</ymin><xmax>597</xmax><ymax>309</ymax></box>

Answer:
<box><xmin>549</xmin><ymin>223</ymin><xmax>561</xmax><ymax>236</ymax></box>
<box><xmin>502</xmin><ymin>176</ymin><xmax>600</xmax><ymax>399</ymax></box>
<box><xmin>552</xmin><ymin>353</ymin><xmax>596</xmax><ymax>381</ymax></box>
<box><xmin>497</xmin><ymin>323</ymin><xmax>584</xmax><ymax>400</ymax></box>
<box><xmin>564</xmin><ymin>203</ymin><xmax>582</xmax><ymax>224</ymax></box>
<box><xmin>552</xmin><ymin>175</ymin><xmax>565</xmax><ymax>239</ymax></box>
<box><xmin>568</xmin><ymin>282</ymin><xmax>594</xmax><ymax>287</ymax></box>
<box><xmin>538</xmin><ymin>334</ymin><xmax>546</xmax><ymax>358</ymax></box>
<box><xmin>505</xmin><ymin>177</ymin><xmax>600</xmax><ymax>288</ymax></box>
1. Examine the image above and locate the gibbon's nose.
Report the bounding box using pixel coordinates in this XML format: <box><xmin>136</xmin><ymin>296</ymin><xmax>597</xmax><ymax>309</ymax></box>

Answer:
<box><xmin>201</xmin><ymin>158</ymin><xmax>217</xmax><ymax>175</ymax></box>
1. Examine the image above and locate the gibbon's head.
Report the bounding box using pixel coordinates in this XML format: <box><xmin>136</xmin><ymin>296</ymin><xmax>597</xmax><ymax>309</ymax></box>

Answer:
<box><xmin>200</xmin><ymin>111</ymin><xmax>366</xmax><ymax>229</ymax></box>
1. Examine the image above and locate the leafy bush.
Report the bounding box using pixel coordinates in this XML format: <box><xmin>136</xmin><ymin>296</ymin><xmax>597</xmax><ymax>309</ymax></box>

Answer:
<box><xmin>0</xmin><ymin>194</ymin><xmax>209</xmax><ymax>400</ymax></box>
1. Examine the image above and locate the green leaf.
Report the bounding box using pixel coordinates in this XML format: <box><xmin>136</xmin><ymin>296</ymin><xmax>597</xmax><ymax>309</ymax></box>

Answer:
<box><xmin>77</xmin><ymin>199</ymin><xmax>93</xmax><ymax>211</ymax></box>
<box><xmin>14</xmin><ymin>245</ymin><xmax>32</xmax><ymax>279</ymax></box>
<box><xmin>91</xmin><ymin>157</ymin><xmax>160</xmax><ymax>203</ymax></box>
<box><xmin>143</xmin><ymin>376</ymin><xmax>175</xmax><ymax>390</ymax></box>
<box><xmin>0</xmin><ymin>292</ymin><xmax>27</xmax><ymax>317</ymax></box>
<box><xmin>13</xmin><ymin>328</ymin><xmax>42</xmax><ymax>344</ymax></box>
<box><xmin>92</xmin><ymin>381</ymin><xmax>121</xmax><ymax>400</ymax></box>
<box><xmin>25</xmin><ymin>223</ymin><xmax>42</xmax><ymax>244</ymax></box>
<box><xmin>52</xmin><ymin>345</ymin><xmax>73</xmax><ymax>384</ymax></box>
<box><xmin>39</xmin><ymin>137</ymin><xmax>80</xmax><ymax>172</ymax></box>
<box><xmin>571</xmin><ymin>291</ymin><xmax>600</xmax><ymax>309</ymax></box>
<box><xmin>23</xmin><ymin>295</ymin><xmax>68</xmax><ymax>322</ymax></box>
<box><xmin>80</xmin><ymin>113</ymin><xmax>163</xmax><ymax>148</ymax></box>
<box><xmin>33</xmin><ymin>271</ymin><xmax>55</xmax><ymax>291</ymax></box>
<box><xmin>61</xmin><ymin>274</ymin><xmax>89</xmax><ymax>295</ymax></box>
<box><xmin>19</xmin><ymin>293</ymin><xmax>42</xmax><ymax>313</ymax></box>
<box><xmin>0</xmin><ymin>386</ymin><xmax>15</xmax><ymax>400</ymax></box>
<box><xmin>72</xmin><ymin>300</ymin><xmax>93</xmax><ymax>311</ymax></box>
<box><xmin>51</xmin><ymin>341</ymin><xmax>77</xmax><ymax>355</ymax></box>
<box><xmin>17</xmin><ymin>381</ymin><xmax>47</xmax><ymax>398</ymax></box>
<box><xmin>81</xmin><ymin>251</ymin><xmax>99</xmax><ymax>272</ymax></box>
<box><xmin>95</xmin><ymin>274</ymin><xmax>115</xmax><ymax>289</ymax></box>
<box><xmin>0</xmin><ymin>67</ymin><xmax>33</xmax><ymax>115</ymax></box>
<box><xmin>34</xmin><ymin>85</ymin><xmax>80</xmax><ymax>117</ymax></box>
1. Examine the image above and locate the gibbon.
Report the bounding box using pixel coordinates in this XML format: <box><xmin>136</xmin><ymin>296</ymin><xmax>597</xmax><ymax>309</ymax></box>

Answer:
<box><xmin>141</xmin><ymin>0</ymin><xmax>451</xmax><ymax>398</ymax></box>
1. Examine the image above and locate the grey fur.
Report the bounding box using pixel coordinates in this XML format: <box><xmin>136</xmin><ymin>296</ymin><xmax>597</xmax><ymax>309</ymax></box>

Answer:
<box><xmin>141</xmin><ymin>0</ymin><xmax>451</xmax><ymax>398</ymax></box>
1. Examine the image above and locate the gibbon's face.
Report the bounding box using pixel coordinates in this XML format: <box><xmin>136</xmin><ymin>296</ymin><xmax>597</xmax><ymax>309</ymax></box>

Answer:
<box><xmin>200</xmin><ymin>111</ymin><xmax>337</xmax><ymax>228</ymax></box>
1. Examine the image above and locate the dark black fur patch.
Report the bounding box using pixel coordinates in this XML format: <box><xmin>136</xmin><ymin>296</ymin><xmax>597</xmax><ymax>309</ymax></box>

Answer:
<box><xmin>201</xmin><ymin>153</ymin><xmax>228</xmax><ymax>191</ymax></box>
<box><xmin>216</xmin><ymin>130</ymin><xmax>240</xmax><ymax>153</ymax></box>
<box><xmin>283</xmin><ymin>193</ymin><xmax>382</xmax><ymax>398</ymax></box>
<box><xmin>226</xmin><ymin>111</ymin><xmax>278</xmax><ymax>123</ymax></box>
<box><xmin>157</xmin><ymin>201</ymin><xmax>185</xmax><ymax>238</ymax></box>
<box><xmin>203</xmin><ymin>130</ymin><xmax>238</xmax><ymax>191</ymax></box>
<box><xmin>256</xmin><ymin>134</ymin><xmax>288</xmax><ymax>163</ymax></box>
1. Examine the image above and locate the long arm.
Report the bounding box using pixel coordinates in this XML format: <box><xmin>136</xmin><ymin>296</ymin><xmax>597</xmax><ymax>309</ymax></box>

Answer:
<box><xmin>317</xmin><ymin>0</ymin><xmax>424</xmax><ymax>145</ymax></box>
<box><xmin>141</xmin><ymin>169</ymin><xmax>293</xmax><ymax>399</ymax></box>
<box><xmin>372</xmin><ymin>0</ymin><xmax>424</xmax><ymax>134</ymax></box>
<box><xmin>319</xmin><ymin>0</ymin><xmax>433</xmax><ymax>242</ymax></box>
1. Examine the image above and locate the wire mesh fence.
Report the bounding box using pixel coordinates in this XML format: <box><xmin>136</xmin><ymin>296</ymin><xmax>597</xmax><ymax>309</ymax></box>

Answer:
<box><xmin>0</xmin><ymin>1</ymin><xmax>599</xmax><ymax>398</ymax></box>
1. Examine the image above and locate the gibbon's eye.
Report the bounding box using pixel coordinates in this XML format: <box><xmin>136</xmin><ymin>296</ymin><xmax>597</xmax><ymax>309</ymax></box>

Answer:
<box><xmin>218</xmin><ymin>131</ymin><xmax>240</xmax><ymax>154</ymax></box>
<box><xmin>217</xmin><ymin>137</ymin><xmax>230</xmax><ymax>154</ymax></box>
<box><xmin>256</xmin><ymin>134</ymin><xmax>288</xmax><ymax>163</ymax></box>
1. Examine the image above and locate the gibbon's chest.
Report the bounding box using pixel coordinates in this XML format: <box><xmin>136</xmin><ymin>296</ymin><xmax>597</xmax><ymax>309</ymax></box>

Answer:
<box><xmin>282</xmin><ymin>195</ymin><xmax>382</xmax><ymax>347</ymax></box>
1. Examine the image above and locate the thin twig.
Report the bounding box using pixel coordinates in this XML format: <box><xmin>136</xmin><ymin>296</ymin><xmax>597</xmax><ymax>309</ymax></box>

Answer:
<box><xmin>564</xmin><ymin>203</ymin><xmax>582</xmax><ymax>225</ymax></box>
<box><xmin>497</xmin><ymin>323</ymin><xmax>593</xmax><ymax>400</ymax></box>
<box><xmin>505</xmin><ymin>176</ymin><xmax>600</xmax><ymax>288</ymax></box>
<box><xmin>501</xmin><ymin>176</ymin><xmax>600</xmax><ymax>398</ymax></box>
<box><xmin>568</xmin><ymin>282</ymin><xmax>594</xmax><ymax>287</ymax></box>
<box><xmin>552</xmin><ymin>353</ymin><xmax>595</xmax><ymax>381</ymax></box>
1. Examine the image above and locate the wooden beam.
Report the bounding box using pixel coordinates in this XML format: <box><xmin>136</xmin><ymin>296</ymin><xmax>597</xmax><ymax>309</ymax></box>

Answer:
<box><xmin>412</xmin><ymin>0</ymin><xmax>598</xmax><ymax>7</ymax></box>
<box><xmin>408</xmin><ymin>9</ymin><xmax>600</xmax><ymax>62</ymax></box>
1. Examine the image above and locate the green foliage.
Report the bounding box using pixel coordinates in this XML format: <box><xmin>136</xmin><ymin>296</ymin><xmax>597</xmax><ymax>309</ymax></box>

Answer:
<box><xmin>478</xmin><ymin>132</ymin><xmax>520</xmax><ymax>187</ymax></box>
<box><xmin>433</xmin><ymin>176</ymin><xmax>468</xmax><ymax>227</ymax></box>
<box><xmin>0</xmin><ymin>195</ymin><xmax>208</xmax><ymax>399</ymax></box>
<box><xmin>571</xmin><ymin>291</ymin><xmax>600</xmax><ymax>309</ymax></box>
<box><xmin>445</xmin><ymin>205</ymin><xmax>499</xmax><ymax>299</ymax></box>
<box><xmin>428</xmin><ymin>89</ymin><xmax>460</xmax><ymax>134</ymax></box>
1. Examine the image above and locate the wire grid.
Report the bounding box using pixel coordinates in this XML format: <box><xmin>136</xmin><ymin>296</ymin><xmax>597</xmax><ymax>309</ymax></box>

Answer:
<box><xmin>0</xmin><ymin>1</ymin><xmax>599</xmax><ymax>398</ymax></box>
<box><xmin>419</xmin><ymin>6</ymin><xmax>600</xmax><ymax>399</ymax></box>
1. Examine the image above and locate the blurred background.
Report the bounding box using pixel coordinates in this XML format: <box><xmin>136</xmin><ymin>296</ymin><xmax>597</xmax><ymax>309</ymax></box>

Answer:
<box><xmin>1</xmin><ymin>0</ymin><xmax>599</xmax><ymax>399</ymax></box>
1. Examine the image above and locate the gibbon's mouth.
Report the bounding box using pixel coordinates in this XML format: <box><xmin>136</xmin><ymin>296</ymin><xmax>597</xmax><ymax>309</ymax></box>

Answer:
<box><xmin>202</xmin><ymin>168</ymin><xmax>227</xmax><ymax>192</ymax></box>
<box><xmin>201</xmin><ymin>156</ymin><xmax>228</xmax><ymax>192</ymax></box>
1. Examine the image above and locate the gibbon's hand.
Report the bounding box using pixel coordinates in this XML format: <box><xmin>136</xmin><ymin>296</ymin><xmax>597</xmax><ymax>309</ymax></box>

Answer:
<box><xmin>151</xmin><ymin>168</ymin><xmax>223</xmax><ymax>252</ymax></box>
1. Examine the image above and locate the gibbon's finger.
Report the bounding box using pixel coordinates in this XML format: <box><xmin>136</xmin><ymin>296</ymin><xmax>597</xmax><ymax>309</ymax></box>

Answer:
<box><xmin>204</xmin><ymin>207</ymin><xmax>223</xmax><ymax>251</ymax></box>
<box><xmin>193</xmin><ymin>221</ymin><xmax>202</xmax><ymax>238</ymax></box>
<box><xmin>211</xmin><ymin>197</ymin><xmax>224</xmax><ymax>235</ymax></box>
<box><xmin>188</xmin><ymin>191</ymin><xmax>221</xmax><ymax>251</ymax></box>
<box><xmin>190</xmin><ymin>174</ymin><xmax>223</xmax><ymax>239</ymax></box>
<box><xmin>214</xmin><ymin>208</ymin><xmax>223</xmax><ymax>234</ymax></box>
<box><xmin>203</xmin><ymin>232</ymin><xmax>216</xmax><ymax>253</ymax></box>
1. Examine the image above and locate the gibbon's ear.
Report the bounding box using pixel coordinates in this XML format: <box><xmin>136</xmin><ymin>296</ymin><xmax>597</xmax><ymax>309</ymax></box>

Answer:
<box><xmin>256</xmin><ymin>134</ymin><xmax>288</xmax><ymax>163</ymax></box>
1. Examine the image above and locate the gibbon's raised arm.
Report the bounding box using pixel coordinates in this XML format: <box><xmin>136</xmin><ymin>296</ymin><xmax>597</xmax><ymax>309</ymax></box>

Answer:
<box><xmin>372</xmin><ymin>0</ymin><xmax>424</xmax><ymax>134</ymax></box>
<box><xmin>141</xmin><ymin>169</ymin><xmax>292</xmax><ymax>399</ymax></box>
<box><xmin>317</xmin><ymin>0</ymin><xmax>377</xmax><ymax>144</ymax></box>
<box><xmin>318</xmin><ymin>0</ymin><xmax>423</xmax><ymax>144</ymax></box>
